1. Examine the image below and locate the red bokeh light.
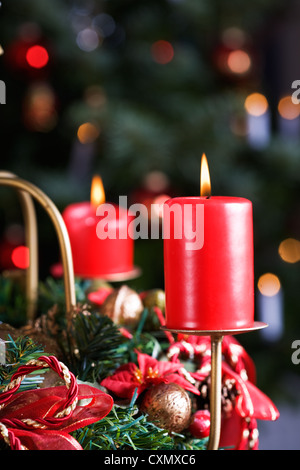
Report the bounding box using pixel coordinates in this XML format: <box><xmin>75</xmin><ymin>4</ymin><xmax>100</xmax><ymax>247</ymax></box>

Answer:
<box><xmin>26</xmin><ymin>45</ymin><xmax>49</xmax><ymax>69</ymax></box>
<box><xmin>151</xmin><ymin>40</ymin><xmax>174</xmax><ymax>64</ymax></box>
<box><xmin>11</xmin><ymin>246</ymin><xmax>30</xmax><ymax>269</ymax></box>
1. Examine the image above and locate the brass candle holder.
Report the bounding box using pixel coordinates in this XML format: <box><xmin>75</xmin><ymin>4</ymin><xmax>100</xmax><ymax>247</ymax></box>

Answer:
<box><xmin>163</xmin><ymin>322</ymin><xmax>267</xmax><ymax>450</ymax></box>
<box><xmin>0</xmin><ymin>172</ymin><xmax>76</xmax><ymax>325</ymax></box>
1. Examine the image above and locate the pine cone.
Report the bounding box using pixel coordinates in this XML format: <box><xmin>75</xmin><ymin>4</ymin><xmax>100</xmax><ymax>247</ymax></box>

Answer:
<box><xmin>197</xmin><ymin>375</ymin><xmax>240</xmax><ymax>418</ymax></box>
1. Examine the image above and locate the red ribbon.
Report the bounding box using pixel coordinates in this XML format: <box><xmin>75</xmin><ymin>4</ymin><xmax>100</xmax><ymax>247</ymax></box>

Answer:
<box><xmin>0</xmin><ymin>356</ymin><xmax>113</xmax><ymax>450</ymax></box>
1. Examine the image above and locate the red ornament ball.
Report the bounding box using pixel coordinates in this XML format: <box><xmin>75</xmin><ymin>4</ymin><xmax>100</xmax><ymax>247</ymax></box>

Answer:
<box><xmin>189</xmin><ymin>410</ymin><xmax>211</xmax><ymax>438</ymax></box>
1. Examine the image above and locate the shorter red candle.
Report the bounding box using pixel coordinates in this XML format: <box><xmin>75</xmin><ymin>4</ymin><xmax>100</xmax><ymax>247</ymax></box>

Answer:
<box><xmin>62</xmin><ymin>176</ymin><xmax>134</xmax><ymax>278</ymax></box>
<box><xmin>163</xmin><ymin>155</ymin><xmax>254</xmax><ymax>331</ymax></box>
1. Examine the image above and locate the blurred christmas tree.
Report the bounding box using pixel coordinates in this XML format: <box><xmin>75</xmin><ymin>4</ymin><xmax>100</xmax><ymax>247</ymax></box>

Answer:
<box><xmin>1</xmin><ymin>0</ymin><xmax>300</xmax><ymax>398</ymax></box>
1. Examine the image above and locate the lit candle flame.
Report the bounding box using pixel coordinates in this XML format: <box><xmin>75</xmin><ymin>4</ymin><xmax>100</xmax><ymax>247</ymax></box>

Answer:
<box><xmin>90</xmin><ymin>175</ymin><xmax>105</xmax><ymax>207</ymax></box>
<box><xmin>200</xmin><ymin>153</ymin><xmax>211</xmax><ymax>197</ymax></box>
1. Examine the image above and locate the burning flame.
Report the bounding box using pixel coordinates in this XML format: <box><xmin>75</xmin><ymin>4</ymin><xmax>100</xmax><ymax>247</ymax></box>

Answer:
<box><xmin>200</xmin><ymin>153</ymin><xmax>211</xmax><ymax>197</ymax></box>
<box><xmin>90</xmin><ymin>175</ymin><xmax>105</xmax><ymax>207</ymax></box>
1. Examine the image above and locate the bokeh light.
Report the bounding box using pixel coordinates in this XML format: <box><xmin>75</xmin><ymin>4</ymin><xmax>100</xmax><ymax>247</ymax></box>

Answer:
<box><xmin>23</xmin><ymin>84</ymin><xmax>57</xmax><ymax>132</ymax></box>
<box><xmin>278</xmin><ymin>96</ymin><xmax>300</xmax><ymax>120</ymax></box>
<box><xmin>244</xmin><ymin>93</ymin><xmax>268</xmax><ymax>117</ymax></box>
<box><xmin>26</xmin><ymin>45</ymin><xmax>49</xmax><ymax>69</ymax></box>
<box><xmin>77</xmin><ymin>122</ymin><xmax>100</xmax><ymax>144</ymax></box>
<box><xmin>84</xmin><ymin>85</ymin><xmax>106</xmax><ymax>108</ymax></box>
<box><xmin>227</xmin><ymin>49</ymin><xmax>251</xmax><ymax>74</ymax></box>
<box><xmin>92</xmin><ymin>13</ymin><xmax>116</xmax><ymax>38</ymax></box>
<box><xmin>11</xmin><ymin>246</ymin><xmax>30</xmax><ymax>270</ymax></box>
<box><xmin>278</xmin><ymin>238</ymin><xmax>300</xmax><ymax>263</ymax></box>
<box><xmin>76</xmin><ymin>28</ymin><xmax>100</xmax><ymax>52</ymax></box>
<box><xmin>222</xmin><ymin>27</ymin><xmax>247</xmax><ymax>49</ymax></box>
<box><xmin>257</xmin><ymin>273</ymin><xmax>281</xmax><ymax>297</ymax></box>
<box><xmin>151</xmin><ymin>40</ymin><xmax>174</xmax><ymax>64</ymax></box>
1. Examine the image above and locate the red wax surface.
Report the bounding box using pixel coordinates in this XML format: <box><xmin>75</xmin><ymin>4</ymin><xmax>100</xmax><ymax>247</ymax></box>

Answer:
<box><xmin>163</xmin><ymin>196</ymin><xmax>254</xmax><ymax>331</ymax></box>
<box><xmin>62</xmin><ymin>202</ymin><xmax>134</xmax><ymax>278</ymax></box>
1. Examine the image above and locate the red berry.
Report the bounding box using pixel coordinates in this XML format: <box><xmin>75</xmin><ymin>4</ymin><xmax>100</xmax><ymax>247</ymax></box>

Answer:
<box><xmin>189</xmin><ymin>410</ymin><xmax>210</xmax><ymax>438</ymax></box>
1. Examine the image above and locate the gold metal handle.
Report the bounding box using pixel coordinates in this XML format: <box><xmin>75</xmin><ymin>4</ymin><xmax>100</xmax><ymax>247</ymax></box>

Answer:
<box><xmin>0</xmin><ymin>173</ymin><xmax>76</xmax><ymax>323</ymax></box>
<box><xmin>207</xmin><ymin>334</ymin><xmax>223</xmax><ymax>450</ymax></box>
<box><xmin>0</xmin><ymin>171</ymin><xmax>38</xmax><ymax>324</ymax></box>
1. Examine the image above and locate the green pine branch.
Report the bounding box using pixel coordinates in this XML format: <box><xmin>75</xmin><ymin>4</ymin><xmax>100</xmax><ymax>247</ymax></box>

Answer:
<box><xmin>72</xmin><ymin>402</ymin><xmax>207</xmax><ymax>451</ymax></box>
<box><xmin>65</xmin><ymin>309</ymin><xmax>128</xmax><ymax>383</ymax></box>
<box><xmin>0</xmin><ymin>335</ymin><xmax>45</xmax><ymax>390</ymax></box>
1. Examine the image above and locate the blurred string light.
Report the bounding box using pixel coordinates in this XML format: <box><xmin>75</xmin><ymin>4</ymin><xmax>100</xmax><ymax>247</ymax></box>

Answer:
<box><xmin>77</xmin><ymin>122</ymin><xmax>100</xmax><ymax>144</ymax></box>
<box><xmin>215</xmin><ymin>26</ymin><xmax>252</xmax><ymax>77</ymax></box>
<box><xmin>257</xmin><ymin>273</ymin><xmax>283</xmax><ymax>342</ymax></box>
<box><xmin>257</xmin><ymin>273</ymin><xmax>281</xmax><ymax>297</ymax></box>
<box><xmin>278</xmin><ymin>238</ymin><xmax>300</xmax><ymax>263</ymax></box>
<box><xmin>278</xmin><ymin>96</ymin><xmax>300</xmax><ymax>120</ymax></box>
<box><xmin>26</xmin><ymin>45</ymin><xmax>49</xmax><ymax>69</ymax></box>
<box><xmin>92</xmin><ymin>13</ymin><xmax>116</xmax><ymax>38</ymax></box>
<box><xmin>76</xmin><ymin>28</ymin><xmax>101</xmax><ymax>52</ymax></box>
<box><xmin>23</xmin><ymin>84</ymin><xmax>57</xmax><ymax>132</ymax></box>
<box><xmin>11</xmin><ymin>246</ymin><xmax>29</xmax><ymax>270</ymax></box>
<box><xmin>244</xmin><ymin>93</ymin><xmax>268</xmax><ymax>116</ymax></box>
<box><xmin>277</xmin><ymin>96</ymin><xmax>300</xmax><ymax>138</ymax></box>
<box><xmin>222</xmin><ymin>26</ymin><xmax>248</xmax><ymax>49</ymax></box>
<box><xmin>71</xmin><ymin>7</ymin><xmax>118</xmax><ymax>51</ymax></box>
<box><xmin>244</xmin><ymin>92</ymin><xmax>270</xmax><ymax>149</ymax></box>
<box><xmin>151</xmin><ymin>40</ymin><xmax>174</xmax><ymax>64</ymax></box>
<box><xmin>69</xmin><ymin>122</ymin><xmax>99</xmax><ymax>184</ymax></box>
<box><xmin>84</xmin><ymin>85</ymin><xmax>107</xmax><ymax>108</ymax></box>
<box><xmin>227</xmin><ymin>49</ymin><xmax>251</xmax><ymax>75</ymax></box>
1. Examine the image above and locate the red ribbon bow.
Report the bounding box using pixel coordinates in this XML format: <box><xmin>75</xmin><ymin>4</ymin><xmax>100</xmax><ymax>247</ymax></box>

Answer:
<box><xmin>0</xmin><ymin>355</ymin><xmax>113</xmax><ymax>450</ymax></box>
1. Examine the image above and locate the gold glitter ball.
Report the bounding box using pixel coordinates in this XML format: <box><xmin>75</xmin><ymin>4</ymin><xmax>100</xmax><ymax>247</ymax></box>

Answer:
<box><xmin>140</xmin><ymin>382</ymin><xmax>192</xmax><ymax>433</ymax></box>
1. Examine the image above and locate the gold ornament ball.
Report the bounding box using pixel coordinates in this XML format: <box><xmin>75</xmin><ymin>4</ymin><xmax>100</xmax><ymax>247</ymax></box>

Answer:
<box><xmin>100</xmin><ymin>285</ymin><xmax>144</xmax><ymax>326</ymax></box>
<box><xmin>140</xmin><ymin>382</ymin><xmax>192</xmax><ymax>433</ymax></box>
<box><xmin>143</xmin><ymin>289</ymin><xmax>165</xmax><ymax>311</ymax></box>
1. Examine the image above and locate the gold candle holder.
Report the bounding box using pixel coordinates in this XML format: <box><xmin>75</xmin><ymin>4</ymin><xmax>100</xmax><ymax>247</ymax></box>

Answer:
<box><xmin>0</xmin><ymin>172</ymin><xmax>76</xmax><ymax>325</ymax></box>
<box><xmin>163</xmin><ymin>321</ymin><xmax>268</xmax><ymax>450</ymax></box>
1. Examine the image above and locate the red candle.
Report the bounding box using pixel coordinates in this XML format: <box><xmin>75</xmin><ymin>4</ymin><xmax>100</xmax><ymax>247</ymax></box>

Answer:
<box><xmin>62</xmin><ymin>176</ymin><xmax>134</xmax><ymax>278</ymax></box>
<box><xmin>163</xmin><ymin>155</ymin><xmax>254</xmax><ymax>331</ymax></box>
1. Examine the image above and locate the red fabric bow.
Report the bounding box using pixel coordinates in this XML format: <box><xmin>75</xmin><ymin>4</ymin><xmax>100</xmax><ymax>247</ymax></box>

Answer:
<box><xmin>0</xmin><ymin>384</ymin><xmax>113</xmax><ymax>450</ymax></box>
<box><xmin>0</xmin><ymin>356</ymin><xmax>113</xmax><ymax>450</ymax></box>
<box><xmin>101</xmin><ymin>350</ymin><xmax>200</xmax><ymax>398</ymax></box>
<box><xmin>167</xmin><ymin>334</ymin><xmax>279</xmax><ymax>449</ymax></box>
<box><xmin>218</xmin><ymin>361</ymin><xmax>279</xmax><ymax>449</ymax></box>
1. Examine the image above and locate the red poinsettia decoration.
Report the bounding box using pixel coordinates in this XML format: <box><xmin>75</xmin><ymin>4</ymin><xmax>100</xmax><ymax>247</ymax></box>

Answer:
<box><xmin>101</xmin><ymin>350</ymin><xmax>200</xmax><ymax>399</ymax></box>
<box><xmin>0</xmin><ymin>355</ymin><xmax>113</xmax><ymax>450</ymax></box>
<box><xmin>167</xmin><ymin>334</ymin><xmax>280</xmax><ymax>450</ymax></box>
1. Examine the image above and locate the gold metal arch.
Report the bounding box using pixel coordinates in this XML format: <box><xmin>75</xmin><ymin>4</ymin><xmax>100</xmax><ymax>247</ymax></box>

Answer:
<box><xmin>0</xmin><ymin>172</ymin><xmax>76</xmax><ymax>324</ymax></box>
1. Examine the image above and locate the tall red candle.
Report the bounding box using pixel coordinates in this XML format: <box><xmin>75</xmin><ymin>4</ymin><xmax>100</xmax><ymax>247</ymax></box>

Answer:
<box><xmin>62</xmin><ymin>176</ymin><xmax>134</xmax><ymax>278</ymax></box>
<box><xmin>163</xmin><ymin>155</ymin><xmax>254</xmax><ymax>331</ymax></box>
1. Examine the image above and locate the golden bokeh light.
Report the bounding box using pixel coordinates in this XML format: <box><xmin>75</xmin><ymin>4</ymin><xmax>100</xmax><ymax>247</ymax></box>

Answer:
<box><xmin>278</xmin><ymin>96</ymin><xmax>300</xmax><ymax>120</ymax></box>
<box><xmin>244</xmin><ymin>93</ymin><xmax>268</xmax><ymax>117</ymax></box>
<box><xmin>278</xmin><ymin>238</ymin><xmax>300</xmax><ymax>263</ymax></box>
<box><xmin>77</xmin><ymin>122</ymin><xmax>100</xmax><ymax>144</ymax></box>
<box><xmin>257</xmin><ymin>273</ymin><xmax>281</xmax><ymax>297</ymax></box>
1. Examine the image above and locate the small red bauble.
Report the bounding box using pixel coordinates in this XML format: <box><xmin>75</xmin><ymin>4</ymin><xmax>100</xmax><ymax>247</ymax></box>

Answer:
<box><xmin>189</xmin><ymin>410</ymin><xmax>211</xmax><ymax>438</ymax></box>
